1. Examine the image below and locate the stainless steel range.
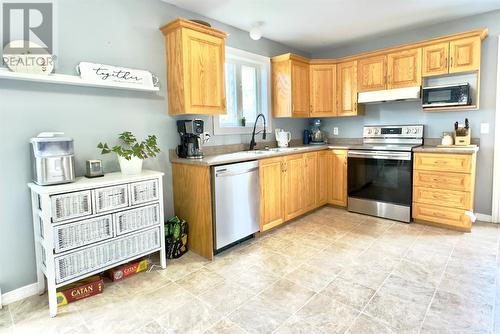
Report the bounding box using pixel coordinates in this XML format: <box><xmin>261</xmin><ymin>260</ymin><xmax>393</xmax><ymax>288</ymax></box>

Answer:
<box><xmin>347</xmin><ymin>125</ymin><xmax>424</xmax><ymax>222</ymax></box>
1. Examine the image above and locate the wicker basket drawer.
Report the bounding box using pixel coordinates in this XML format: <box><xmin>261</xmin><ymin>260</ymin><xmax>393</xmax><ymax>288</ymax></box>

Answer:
<box><xmin>94</xmin><ymin>185</ymin><xmax>129</xmax><ymax>213</ymax></box>
<box><xmin>53</xmin><ymin>215</ymin><xmax>114</xmax><ymax>253</ymax></box>
<box><xmin>114</xmin><ymin>204</ymin><xmax>160</xmax><ymax>236</ymax></box>
<box><xmin>54</xmin><ymin>227</ymin><xmax>160</xmax><ymax>284</ymax></box>
<box><xmin>414</xmin><ymin>153</ymin><xmax>472</xmax><ymax>173</ymax></box>
<box><xmin>130</xmin><ymin>179</ymin><xmax>159</xmax><ymax>206</ymax></box>
<box><xmin>51</xmin><ymin>191</ymin><xmax>92</xmax><ymax>222</ymax></box>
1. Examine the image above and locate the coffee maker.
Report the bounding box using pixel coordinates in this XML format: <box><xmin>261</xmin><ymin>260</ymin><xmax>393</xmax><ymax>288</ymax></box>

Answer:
<box><xmin>176</xmin><ymin>119</ymin><xmax>208</xmax><ymax>159</ymax></box>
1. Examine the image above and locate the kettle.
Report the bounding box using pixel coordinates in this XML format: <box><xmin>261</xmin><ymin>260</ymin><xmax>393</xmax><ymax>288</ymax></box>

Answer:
<box><xmin>275</xmin><ymin>129</ymin><xmax>291</xmax><ymax>148</ymax></box>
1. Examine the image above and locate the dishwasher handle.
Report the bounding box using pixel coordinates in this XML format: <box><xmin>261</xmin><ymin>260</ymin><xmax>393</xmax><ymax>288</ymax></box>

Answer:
<box><xmin>216</xmin><ymin>167</ymin><xmax>258</xmax><ymax>178</ymax></box>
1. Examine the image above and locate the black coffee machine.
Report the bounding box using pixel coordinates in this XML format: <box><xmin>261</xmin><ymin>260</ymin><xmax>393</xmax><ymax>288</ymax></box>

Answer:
<box><xmin>176</xmin><ymin>119</ymin><xmax>206</xmax><ymax>159</ymax></box>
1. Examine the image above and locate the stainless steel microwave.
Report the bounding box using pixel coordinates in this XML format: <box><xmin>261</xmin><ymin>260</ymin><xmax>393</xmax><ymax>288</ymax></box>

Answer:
<box><xmin>422</xmin><ymin>83</ymin><xmax>471</xmax><ymax>107</ymax></box>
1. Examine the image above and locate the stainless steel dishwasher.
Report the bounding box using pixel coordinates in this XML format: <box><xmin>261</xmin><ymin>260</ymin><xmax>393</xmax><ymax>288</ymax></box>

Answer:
<box><xmin>212</xmin><ymin>160</ymin><xmax>260</xmax><ymax>252</ymax></box>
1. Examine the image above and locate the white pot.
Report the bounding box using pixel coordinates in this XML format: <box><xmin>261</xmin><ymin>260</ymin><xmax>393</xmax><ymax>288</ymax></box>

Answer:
<box><xmin>118</xmin><ymin>156</ymin><xmax>143</xmax><ymax>175</ymax></box>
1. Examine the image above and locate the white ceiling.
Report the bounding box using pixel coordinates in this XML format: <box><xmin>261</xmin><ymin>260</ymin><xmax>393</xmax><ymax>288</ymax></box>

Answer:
<box><xmin>162</xmin><ymin>0</ymin><xmax>500</xmax><ymax>52</ymax></box>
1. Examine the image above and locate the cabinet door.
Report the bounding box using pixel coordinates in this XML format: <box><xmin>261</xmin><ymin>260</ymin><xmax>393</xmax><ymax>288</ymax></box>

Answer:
<box><xmin>284</xmin><ymin>154</ymin><xmax>305</xmax><ymax>221</ymax></box>
<box><xmin>357</xmin><ymin>55</ymin><xmax>387</xmax><ymax>92</ymax></box>
<box><xmin>422</xmin><ymin>42</ymin><xmax>449</xmax><ymax>77</ymax></box>
<box><xmin>291</xmin><ymin>61</ymin><xmax>310</xmax><ymax>117</ymax></box>
<box><xmin>259</xmin><ymin>157</ymin><xmax>285</xmax><ymax>231</ymax></box>
<box><xmin>449</xmin><ymin>37</ymin><xmax>481</xmax><ymax>73</ymax></box>
<box><xmin>328</xmin><ymin>150</ymin><xmax>347</xmax><ymax>207</ymax></box>
<box><xmin>316</xmin><ymin>151</ymin><xmax>329</xmax><ymax>206</ymax></box>
<box><xmin>303</xmin><ymin>152</ymin><xmax>317</xmax><ymax>212</ymax></box>
<box><xmin>387</xmin><ymin>48</ymin><xmax>422</xmax><ymax>89</ymax></box>
<box><xmin>182</xmin><ymin>28</ymin><xmax>226</xmax><ymax>114</ymax></box>
<box><xmin>310</xmin><ymin>64</ymin><xmax>336</xmax><ymax>117</ymax></box>
<box><xmin>337</xmin><ymin>61</ymin><xmax>360</xmax><ymax>117</ymax></box>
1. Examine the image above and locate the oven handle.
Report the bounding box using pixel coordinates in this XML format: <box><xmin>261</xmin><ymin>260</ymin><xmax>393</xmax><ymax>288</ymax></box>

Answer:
<box><xmin>347</xmin><ymin>150</ymin><xmax>412</xmax><ymax>161</ymax></box>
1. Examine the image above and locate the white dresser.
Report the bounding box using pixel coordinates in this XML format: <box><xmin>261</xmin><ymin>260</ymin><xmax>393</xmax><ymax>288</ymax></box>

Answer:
<box><xmin>28</xmin><ymin>170</ymin><xmax>166</xmax><ymax>317</ymax></box>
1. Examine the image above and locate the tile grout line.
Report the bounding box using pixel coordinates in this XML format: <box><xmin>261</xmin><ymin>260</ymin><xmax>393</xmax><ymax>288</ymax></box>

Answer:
<box><xmin>248</xmin><ymin>213</ymin><xmax>363</xmax><ymax>333</ymax></box>
<box><xmin>342</xmin><ymin>224</ymin><xmax>424</xmax><ymax>334</ymax></box>
<box><xmin>416</xmin><ymin>230</ymin><xmax>459</xmax><ymax>334</ymax></box>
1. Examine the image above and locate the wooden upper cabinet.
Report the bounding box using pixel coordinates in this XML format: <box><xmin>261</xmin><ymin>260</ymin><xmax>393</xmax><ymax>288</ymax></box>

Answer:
<box><xmin>283</xmin><ymin>154</ymin><xmax>305</xmax><ymax>221</ymax></box>
<box><xmin>310</xmin><ymin>64</ymin><xmax>336</xmax><ymax>117</ymax></box>
<box><xmin>161</xmin><ymin>18</ymin><xmax>228</xmax><ymax>115</ymax></box>
<box><xmin>259</xmin><ymin>157</ymin><xmax>285</xmax><ymax>231</ymax></box>
<box><xmin>449</xmin><ymin>37</ymin><xmax>481</xmax><ymax>73</ymax></box>
<box><xmin>387</xmin><ymin>48</ymin><xmax>422</xmax><ymax>89</ymax></box>
<box><xmin>422</xmin><ymin>42</ymin><xmax>449</xmax><ymax>77</ymax></box>
<box><xmin>337</xmin><ymin>61</ymin><xmax>363</xmax><ymax>117</ymax></box>
<box><xmin>303</xmin><ymin>152</ymin><xmax>318</xmax><ymax>212</ymax></box>
<box><xmin>271</xmin><ymin>55</ymin><xmax>310</xmax><ymax>118</ymax></box>
<box><xmin>291</xmin><ymin>61</ymin><xmax>310</xmax><ymax>117</ymax></box>
<box><xmin>357</xmin><ymin>55</ymin><xmax>387</xmax><ymax>92</ymax></box>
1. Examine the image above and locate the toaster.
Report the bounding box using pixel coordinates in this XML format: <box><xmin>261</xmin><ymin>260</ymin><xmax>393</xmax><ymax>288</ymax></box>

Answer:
<box><xmin>30</xmin><ymin>132</ymin><xmax>75</xmax><ymax>185</ymax></box>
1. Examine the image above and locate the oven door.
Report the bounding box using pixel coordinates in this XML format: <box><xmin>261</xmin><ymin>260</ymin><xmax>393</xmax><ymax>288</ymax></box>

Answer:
<box><xmin>347</xmin><ymin>150</ymin><xmax>412</xmax><ymax>207</ymax></box>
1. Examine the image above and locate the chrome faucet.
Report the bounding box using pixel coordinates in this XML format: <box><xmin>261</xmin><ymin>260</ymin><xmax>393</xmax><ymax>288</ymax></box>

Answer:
<box><xmin>249</xmin><ymin>113</ymin><xmax>267</xmax><ymax>151</ymax></box>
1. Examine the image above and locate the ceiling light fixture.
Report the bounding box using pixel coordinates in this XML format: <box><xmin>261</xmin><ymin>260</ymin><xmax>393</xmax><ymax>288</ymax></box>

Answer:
<box><xmin>249</xmin><ymin>22</ymin><xmax>263</xmax><ymax>41</ymax></box>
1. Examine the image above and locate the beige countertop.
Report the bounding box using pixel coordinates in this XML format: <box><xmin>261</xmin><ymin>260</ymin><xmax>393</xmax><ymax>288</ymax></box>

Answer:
<box><xmin>170</xmin><ymin>142</ymin><xmax>479</xmax><ymax>166</ymax></box>
<box><xmin>413</xmin><ymin>145</ymin><xmax>479</xmax><ymax>154</ymax></box>
<box><xmin>170</xmin><ymin>144</ymin><xmax>334</xmax><ymax>166</ymax></box>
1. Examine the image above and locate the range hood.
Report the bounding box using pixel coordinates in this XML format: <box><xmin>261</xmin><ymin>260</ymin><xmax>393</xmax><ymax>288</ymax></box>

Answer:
<box><xmin>358</xmin><ymin>86</ymin><xmax>421</xmax><ymax>104</ymax></box>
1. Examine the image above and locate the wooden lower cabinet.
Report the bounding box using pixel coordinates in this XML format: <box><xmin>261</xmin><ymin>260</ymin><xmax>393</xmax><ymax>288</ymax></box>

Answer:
<box><xmin>303</xmin><ymin>152</ymin><xmax>318</xmax><ymax>212</ymax></box>
<box><xmin>284</xmin><ymin>154</ymin><xmax>306</xmax><ymax>221</ymax></box>
<box><xmin>259</xmin><ymin>157</ymin><xmax>285</xmax><ymax>232</ymax></box>
<box><xmin>316</xmin><ymin>151</ymin><xmax>329</xmax><ymax>206</ymax></box>
<box><xmin>412</xmin><ymin>152</ymin><xmax>476</xmax><ymax>232</ymax></box>
<box><xmin>328</xmin><ymin>150</ymin><xmax>348</xmax><ymax>207</ymax></box>
<box><xmin>259</xmin><ymin>150</ymin><xmax>347</xmax><ymax>231</ymax></box>
<box><xmin>172</xmin><ymin>163</ymin><xmax>214</xmax><ymax>259</ymax></box>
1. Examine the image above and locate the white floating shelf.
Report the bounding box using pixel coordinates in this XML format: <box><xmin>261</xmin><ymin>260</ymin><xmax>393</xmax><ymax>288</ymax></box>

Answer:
<box><xmin>0</xmin><ymin>68</ymin><xmax>160</xmax><ymax>92</ymax></box>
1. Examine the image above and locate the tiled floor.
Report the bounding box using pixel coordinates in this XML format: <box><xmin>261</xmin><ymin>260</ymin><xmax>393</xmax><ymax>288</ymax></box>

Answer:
<box><xmin>1</xmin><ymin>206</ymin><xmax>499</xmax><ymax>334</ymax></box>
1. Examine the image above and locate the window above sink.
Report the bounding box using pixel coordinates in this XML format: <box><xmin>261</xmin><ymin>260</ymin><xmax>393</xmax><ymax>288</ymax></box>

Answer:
<box><xmin>213</xmin><ymin>47</ymin><xmax>272</xmax><ymax>135</ymax></box>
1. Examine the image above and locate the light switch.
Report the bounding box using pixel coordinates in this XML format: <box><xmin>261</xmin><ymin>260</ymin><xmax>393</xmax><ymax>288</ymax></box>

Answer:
<box><xmin>480</xmin><ymin>123</ymin><xmax>489</xmax><ymax>134</ymax></box>
<box><xmin>333</xmin><ymin>127</ymin><xmax>339</xmax><ymax>136</ymax></box>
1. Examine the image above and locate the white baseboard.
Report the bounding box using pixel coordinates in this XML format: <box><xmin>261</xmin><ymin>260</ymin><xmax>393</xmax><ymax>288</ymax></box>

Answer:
<box><xmin>1</xmin><ymin>283</ymin><xmax>40</xmax><ymax>306</ymax></box>
<box><xmin>476</xmin><ymin>213</ymin><xmax>494</xmax><ymax>223</ymax></box>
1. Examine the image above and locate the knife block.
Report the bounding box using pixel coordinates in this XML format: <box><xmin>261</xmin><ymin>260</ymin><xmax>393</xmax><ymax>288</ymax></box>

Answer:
<box><xmin>454</xmin><ymin>129</ymin><xmax>471</xmax><ymax>146</ymax></box>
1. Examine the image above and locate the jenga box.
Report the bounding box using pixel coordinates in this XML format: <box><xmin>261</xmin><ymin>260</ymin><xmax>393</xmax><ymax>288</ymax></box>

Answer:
<box><xmin>107</xmin><ymin>258</ymin><xmax>148</xmax><ymax>282</ymax></box>
<box><xmin>56</xmin><ymin>276</ymin><xmax>104</xmax><ymax>306</ymax></box>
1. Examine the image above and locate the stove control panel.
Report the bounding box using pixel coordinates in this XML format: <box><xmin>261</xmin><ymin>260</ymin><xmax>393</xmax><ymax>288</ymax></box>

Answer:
<box><xmin>364</xmin><ymin>125</ymin><xmax>423</xmax><ymax>138</ymax></box>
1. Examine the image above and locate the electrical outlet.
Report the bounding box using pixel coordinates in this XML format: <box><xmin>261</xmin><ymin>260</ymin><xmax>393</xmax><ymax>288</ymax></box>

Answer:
<box><xmin>333</xmin><ymin>127</ymin><xmax>339</xmax><ymax>136</ymax></box>
<box><xmin>480</xmin><ymin>123</ymin><xmax>489</xmax><ymax>134</ymax></box>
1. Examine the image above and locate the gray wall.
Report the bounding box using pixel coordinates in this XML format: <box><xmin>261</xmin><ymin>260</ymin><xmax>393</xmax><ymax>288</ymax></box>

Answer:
<box><xmin>0</xmin><ymin>0</ymin><xmax>308</xmax><ymax>293</ymax></box>
<box><xmin>313</xmin><ymin>10</ymin><xmax>499</xmax><ymax>216</ymax></box>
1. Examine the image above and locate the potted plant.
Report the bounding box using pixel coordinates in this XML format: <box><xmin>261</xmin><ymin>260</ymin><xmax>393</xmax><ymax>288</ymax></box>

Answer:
<box><xmin>98</xmin><ymin>132</ymin><xmax>160</xmax><ymax>175</ymax></box>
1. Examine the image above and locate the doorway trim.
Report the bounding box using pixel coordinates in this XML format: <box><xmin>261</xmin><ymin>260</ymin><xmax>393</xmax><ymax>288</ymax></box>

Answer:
<box><xmin>491</xmin><ymin>36</ymin><xmax>500</xmax><ymax>223</ymax></box>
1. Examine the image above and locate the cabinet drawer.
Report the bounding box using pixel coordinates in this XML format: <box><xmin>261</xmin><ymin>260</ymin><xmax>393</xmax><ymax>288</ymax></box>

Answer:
<box><xmin>414</xmin><ymin>153</ymin><xmax>472</xmax><ymax>173</ymax></box>
<box><xmin>413</xmin><ymin>187</ymin><xmax>471</xmax><ymax>210</ymax></box>
<box><xmin>54</xmin><ymin>215</ymin><xmax>114</xmax><ymax>253</ymax></box>
<box><xmin>94</xmin><ymin>185</ymin><xmax>129</xmax><ymax>213</ymax></box>
<box><xmin>130</xmin><ymin>179</ymin><xmax>159</xmax><ymax>206</ymax></box>
<box><xmin>413</xmin><ymin>170</ymin><xmax>471</xmax><ymax>192</ymax></box>
<box><xmin>412</xmin><ymin>203</ymin><xmax>471</xmax><ymax>230</ymax></box>
<box><xmin>114</xmin><ymin>204</ymin><xmax>160</xmax><ymax>236</ymax></box>
<box><xmin>54</xmin><ymin>227</ymin><xmax>160</xmax><ymax>284</ymax></box>
<box><xmin>51</xmin><ymin>190</ymin><xmax>92</xmax><ymax>222</ymax></box>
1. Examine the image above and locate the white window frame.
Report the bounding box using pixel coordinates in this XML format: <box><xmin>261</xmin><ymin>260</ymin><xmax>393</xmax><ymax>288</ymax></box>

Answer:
<box><xmin>213</xmin><ymin>47</ymin><xmax>272</xmax><ymax>135</ymax></box>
